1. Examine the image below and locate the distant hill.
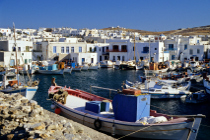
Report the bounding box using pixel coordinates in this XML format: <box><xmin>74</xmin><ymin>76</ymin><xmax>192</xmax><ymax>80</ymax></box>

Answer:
<box><xmin>101</xmin><ymin>25</ymin><xmax>210</xmax><ymax>36</ymax></box>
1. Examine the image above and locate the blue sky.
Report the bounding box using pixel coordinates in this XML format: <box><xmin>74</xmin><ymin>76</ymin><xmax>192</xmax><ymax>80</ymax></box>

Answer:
<box><xmin>0</xmin><ymin>0</ymin><xmax>210</xmax><ymax>31</ymax></box>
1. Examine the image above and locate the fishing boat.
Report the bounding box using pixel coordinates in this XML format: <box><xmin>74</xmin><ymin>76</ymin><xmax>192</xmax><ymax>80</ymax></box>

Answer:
<box><xmin>89</xmin><ymin>65</ymin><xmax>99</xmax><ymax>70</ymax></box>
<box><xmin>72</xmin><ymin>67</ymin><xmax>82</xmax><ymax>71</ymax></box>
<box><xmin>0</xmin><ymin>23</ymin><xmax>39</xmax><ymax>100</ymax></box>
<box><xmin>119</xmin><ymin>60</ymin><xmax>136</xmax><ymax>70</ymax></box>
<box><xmin>100</xmin><ymin>60</ymin><xmax>113</xmax><ymax>68</ymax></box>
<box><xmin>48</xmin><ymin>85</ymin><xmax>204</xmax><ymax>140</ymax></box>
<box><xmin>185</xmin><ymin>90</ymin><xmax>207</xmax><ymax>103</ymax></box>
<box><xmin>81</xmin><ymin>65</ymin><xmax>89</xmax><ymax>71</ymax></box>
<box><xmin>141</xmin><ymin>80</ymin><xmax>191</xmax><ymax>99</ymax></box>
<box><xmin>0</xmin><ymin>72</ymin><xmax>39</xmax><ymax>100</ymax></box>
<box><xmin>64</xmin><ymin>67</ymin><xmax>72</xmax><ymax>74</ymax></box>
<box><xmin>37</xmin><ymin>69</ymin><xmax>64</xmax><ymax>75</ymax></box>
<box><xmin>145</xmin><ymin>62</ymin><xmax>168</xmax><ymax>74</ymax></box>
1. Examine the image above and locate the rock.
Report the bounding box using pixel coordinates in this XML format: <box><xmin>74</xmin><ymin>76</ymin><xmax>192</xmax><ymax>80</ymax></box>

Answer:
<box><xmin>46</xmin><ymin>124</ymin><xmax>58</xmax><ymax>130</ymax></box>
<box><xmin>21</xmin><ymin>99</ymin><xmax>29</xmax><ymax>104</ymax></box>
<box><xmin>21</xmin><ymin>106</ymin><xmax>32</xmax><ymax>113</ymax></box>
<box><xmin>31</xmin><ymin>123</ymin><xmax>45</xmax><ymax>130</ymax></box>
<box><xmin>64</xmin><ymin>133</ymin><xmax>75</xmax><ymax>140</ymax></box>
<box><xmin>64</xmin><ymin>122</ymin><xmax>73</xmax><ymax>128</ymax></box>
<box><xmin>74</xmin><ymin>125</ymin><xmax>84</xmax><ymax>134</ymax></box>
<box><xmin>60</xmin><ymin>119</ymin><xmax>67</xmax><ymax>124</ymax></box>
<box><xmin>7</xmin><ymin>134</ymin><xmax>14</xmax><ymax>140</ymax></box>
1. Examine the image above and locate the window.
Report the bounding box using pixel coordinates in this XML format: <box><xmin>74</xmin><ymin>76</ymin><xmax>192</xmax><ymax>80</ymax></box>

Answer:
<box><xmin>29</xmin><ymin>59</ymin><xmax>32</xmax><ymax>63</ymax></box>
<box><xmin>184</xmin><ymin>44</ymin><xmax>187</xmax><ymax>50</ymax></box>
<box><xmin>197</xmin><ymin>40</ymin><xmax>199</xmax><ymax>43</ymax></box>
<box><xmin>24</xmin><ymin>59</ymin><xmax>27</xmax><ymax>64</ymax></box>
<box><xmin>117</xmin><ymin>56</ymin><xmax>120</xmax><ymax>60</ymax></box>
<box><xmin>61</xmin><ymin>47</ymin><xmax>64</xmax><ymax>53</ymax></box>
<box><xmin>99</xmin><ymin>48</ymin><xmax>101</xmax><ymax>51</ymax></box>
<box><xmin>100</xmin><ymin>56</ymin><xmax>102</xmax><ymax>61</ymax></box>
<box><xmin>79</xmin><ymin>47</ymin><xmax>82</xmax><ymax>52</ymax></box>
<box><xmin>197</xmin><ymin>49</ymin><xmax>200</xmax><ymax>54</ymax></box>
<box><xmin>155</xmin><ymin>48</ymin><xmax>157</xmax><ymax>50</ymax></box>
<box><xmin>133</xmin><ymin>46</ymin><xmax>134</xmax><ymax>51</ymax></box>
<box><xmin>122</xmin><ymin>56</ymin><xmax>125</xmax><ymax>61</ymax></box>
<box><xmin>18</xmin><ymin>47</ymin><xmax>21</xmax><ymax>51</ymax></box>
<box><xmin>71</xmin><ymin>47</ymin><xmax>74</xmax><ymax>53</ymax></box>
<box><xmin>143</xmin><ymin>47</ymin><xmax>149</xmax><ymax>53</ymax></box>
<box><xmin>190</xmin><ymin>49</ymin><xmax>193</xmax><ymax>55</ymax></box>
<box><xmin>66</xmin><ymin>46</ymin><xmax>69</xmax><ymax>53</ymax></box>
<box><xmin>91</xmin><ymin>58</ymin><xmax>94</xmax><ymax>63</ymax></box>
<box><xmin>113</xmin><ymin>56</ymin><xmax>115</xmax><ymax>60</ymax></box>
<box><xmin>172</xmin><ymin>55</ymin><xmax>175</xmax><ymax>60</ymax></box>
<box><xmin>169</xmin><ymin>44</ymin><xmax>174</xmax><ymax>50</ymax></box>
<box><xmin>53</xmin><ymin>46</ymin><xmax>57</xmax><ymax>53</ymax></box>
<box><xmin>13</xmin><ymin>47</ymin><xmax>16</xmax><ymax>51</ymax></box>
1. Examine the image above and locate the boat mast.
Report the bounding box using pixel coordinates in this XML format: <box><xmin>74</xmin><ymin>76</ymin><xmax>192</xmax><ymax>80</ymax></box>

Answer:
<box><xmin>13</xmin><ymin>23</ymin><xmax>19</xmax><ymax>74</ymax></box>
<box><xmin>149</xmin><ymin>37</ymin><xmax>150</xmax><ymax>62</ymax></box>
<box><xmin>134</xmin><ymin>33</ymin><xmax>136</xmax><ymax>63</ymax></box>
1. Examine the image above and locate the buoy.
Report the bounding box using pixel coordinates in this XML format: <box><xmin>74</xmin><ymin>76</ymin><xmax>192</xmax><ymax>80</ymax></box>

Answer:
<box><xmin>51</xmin><ymin>104</ymin><xmax>56</xmax><ymax>110</ymax></box>
<box><xmin>55</xmin><ymin>108</ymin><xmax>61</xmax><ymax>114</ymax></box>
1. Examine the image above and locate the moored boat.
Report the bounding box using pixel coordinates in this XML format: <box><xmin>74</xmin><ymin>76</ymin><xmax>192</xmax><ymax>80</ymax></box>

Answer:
<box><xmin>48</xmin><ymin>85</ymin><xmax>204</xmax><ymax>140</ymax></box>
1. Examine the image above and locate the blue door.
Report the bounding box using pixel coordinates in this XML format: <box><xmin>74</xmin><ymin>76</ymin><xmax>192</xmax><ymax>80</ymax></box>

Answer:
<box><xmin>82</xmin><ymin>58</ymin><xmax>85</xmax><ymax>63</ymax></box>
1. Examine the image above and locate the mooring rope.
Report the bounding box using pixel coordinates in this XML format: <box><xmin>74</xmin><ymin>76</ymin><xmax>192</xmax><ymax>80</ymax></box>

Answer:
<box><xmin>117</xmin><ymin>125</ymin><xmax>153</xmax><ymax>140</ymax></box>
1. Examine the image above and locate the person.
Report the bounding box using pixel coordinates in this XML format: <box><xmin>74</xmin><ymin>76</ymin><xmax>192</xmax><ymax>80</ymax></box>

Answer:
<box><xmin>51</xmin><ymin>78</ymin><xmax>57</xmax><ymax>86</ymax></box>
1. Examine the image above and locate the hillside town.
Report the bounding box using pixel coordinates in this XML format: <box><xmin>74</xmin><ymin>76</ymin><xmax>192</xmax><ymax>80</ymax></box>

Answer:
<box><xmin>0</xmin><ymin>26</ymin><xmax>210</xmax><ymax>67</ymax></box>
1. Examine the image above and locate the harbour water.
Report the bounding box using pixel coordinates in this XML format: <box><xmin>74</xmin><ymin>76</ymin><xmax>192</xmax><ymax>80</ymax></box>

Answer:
<box><xmin>21</xmin><ymin>69</ymin><xmax>210</xmax><ymax>140</ymax></box>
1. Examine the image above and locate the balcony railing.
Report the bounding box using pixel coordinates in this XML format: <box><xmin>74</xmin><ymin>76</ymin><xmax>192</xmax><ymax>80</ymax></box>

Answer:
<box><xmin>141</xmin><ymin>51</ymin><xmax>149</xmax><ymax>53</ymax></box>
<box><xmin>167</xmin><ymin>48</ymin><xmax>177</xmax><ymax>51</ymax></box>
<box><xmin>106</xmin><ymin>49</ymin><xmax>127</xmax><ymax>52</ymax></box>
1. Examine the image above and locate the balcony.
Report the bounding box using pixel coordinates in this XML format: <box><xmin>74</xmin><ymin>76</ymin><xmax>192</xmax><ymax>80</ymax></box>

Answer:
<box><xmin>141</xmin><ymin>51</ymin><xmax>149</xmax><ymax>53</ymax></box>
<box><xmin>106</xmin><ymin>49</ymin><xmax>127</xmax><ymax>52</ymax></box>
<box><xmin>167</xmin><ymin>48</ymin><xmax>177</xmax><ymax>51</ymax></box>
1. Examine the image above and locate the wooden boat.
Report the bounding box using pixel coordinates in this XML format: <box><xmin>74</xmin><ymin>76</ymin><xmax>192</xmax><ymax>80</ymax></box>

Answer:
<box><xmin>48</xmin><ymin>86</ymin><xmax>204</xmax><ymax>140</ymax></box>
<box><xmin>72</xmin><ymin>67</ymin><xmax>82</xmax><ymax>71</ymax></box>
<box><xmin>100</xmin><ymin>60</ymin><xmax>113</xmax><ymax>68</ymax></box>
<box><xmin>64</xmin><ymin>67</ymin><xmax>72</xmax><ymax>74</ymax></box>
<box><xmin>37</xmin><ymin>69</ymin><xmax>64</xmax><ymax>75</ymax></box>
<box><xmin>81</xmin><ymin>66</ymin><xmax>89</xmax><ymax>71</ymax></box>
<box><xmin>0</xmin><ymin>72</ymin><xmax>39</xmax><ymax>100</ymax></box>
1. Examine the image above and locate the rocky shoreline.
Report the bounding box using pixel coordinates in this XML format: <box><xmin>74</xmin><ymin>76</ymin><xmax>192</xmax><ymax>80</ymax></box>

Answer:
<box><xmin>0</xmin><ymin>93</ymin><xmax>115</xmax><ymax>140</ymax></box>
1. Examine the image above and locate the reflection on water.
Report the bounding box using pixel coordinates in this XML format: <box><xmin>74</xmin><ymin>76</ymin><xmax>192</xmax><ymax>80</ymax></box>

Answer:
<box><xmin>21</xmin><ymin>69</ymin><xmax>209</xmax><ymax>140</ymax></box>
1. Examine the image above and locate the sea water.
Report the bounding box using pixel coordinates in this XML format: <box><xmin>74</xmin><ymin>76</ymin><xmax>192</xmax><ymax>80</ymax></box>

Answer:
<box><xmin>20</xmin><ymin>69</ymin><xmax>210</xmax><ymax>140</ymax></box>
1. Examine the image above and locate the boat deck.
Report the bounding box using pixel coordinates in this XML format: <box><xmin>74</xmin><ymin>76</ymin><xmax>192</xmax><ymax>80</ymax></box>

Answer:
<box><xmin>65</xmin><ymin>95</ymin><xmax>115</xmax><ymax>119</ymax></box>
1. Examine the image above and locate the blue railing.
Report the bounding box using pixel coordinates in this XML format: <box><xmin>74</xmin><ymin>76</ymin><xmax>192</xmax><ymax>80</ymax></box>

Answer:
<box><xmin>167</xmin><ymin>48</ymin><xmax>177</xmax><ymax>51</ymax></box>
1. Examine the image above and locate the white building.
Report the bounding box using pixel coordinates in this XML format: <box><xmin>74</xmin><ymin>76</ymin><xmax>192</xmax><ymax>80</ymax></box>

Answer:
<box><xmin>0</xmin><ymin>40</ymin><xmax>33</xmax><ymax>67</ymax></box>
<box><xmin>0</xmin><ymin>28</ymin><xmax>11</xmax><ymax>36</ymax></box>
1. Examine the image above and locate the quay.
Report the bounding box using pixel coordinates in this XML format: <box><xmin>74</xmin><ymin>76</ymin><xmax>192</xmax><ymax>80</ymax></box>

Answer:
<box><xmin>0</xmin><ymin>92</ymin><xmax>115</xmax><ymax>140</ymax></box>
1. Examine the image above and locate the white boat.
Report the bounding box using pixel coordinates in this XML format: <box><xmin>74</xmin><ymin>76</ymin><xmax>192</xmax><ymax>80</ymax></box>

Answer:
<box><xmin>72</xmin><ymin>67</ymin><xmax>82</xmax><ymax>71</ymax></box>
<box><xmin>0</xmin><ymin>72</ymin><xmax>39</xmax><ymax>100</ymax></box>
<box><xmin>89</xmin><ymin>65</ymin><xmax>99</xmax><ymax>70</ymax></box>
<box><xmin>145</xmin><ymin>67</ymin><xmax>168</xmax><ymax>74</ymax></box>
<box><xmin>185</xmin><ymin>90</ymin><xmax>207</xmax><ymax>103</ymax></box>
<box><xmin>100</xmin><ymin>60</ymin><xmax>113</xmax><ymax>68</ymax></box>
<box><xmin>64</xmin><ymin>67</ymin><xmax>72</xmax><ymax>74</ymax></box>
<box><xmin>141</xmin><ymin>80</ymin><xmax>191</xmax><ymax>99</ymax></box>
<box><xmin>81</xmin><ymin>65</ymin><xmax>89</xmax><ymax>71</ymax></box>
<box><xmin>135</xmin><ymin>65</ymin><xmax>144</xmax><ymax>70</ymax></box>
<box><xmin>48</xmin><ymin>86</ymin><xmax>204</xmax><ymax>140</ymax></box>
<box><xmin>19</xmin><ymin>69</ymin><xmax>36</xmax><ymax>75</ymax></box>
<box><xmin>37</xmin><ymin>69</ymin><xmax>64</xmax><ymax>75</ymax></box>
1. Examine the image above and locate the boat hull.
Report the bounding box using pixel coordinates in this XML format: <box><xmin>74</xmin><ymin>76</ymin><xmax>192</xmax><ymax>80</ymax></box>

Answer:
<box><xmin>89</xmin><ymin>66</ymin><xmax>99</xmax><ymax>70</ymax></box>
<box><xmin>1</xmin><ymin>86</ymin><xmax>38</xmax><ymax>100</ymax></box>
<box><xmin>37</xmin><ymin>69</ymin><xmax>64</xmax><ymax>75</ymax></box>
<box><xmin>52</xmin><ymin>100</ymin><xmax>193</xmax><ymax>140</ymax></box>
<box><xmin>64</xmin><ymin>68</ymin><xmax>72</xmax><ymax>74</ymax></box>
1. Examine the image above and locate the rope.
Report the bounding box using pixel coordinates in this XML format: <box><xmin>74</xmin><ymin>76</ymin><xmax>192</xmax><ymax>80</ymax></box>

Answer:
<box><xmin>150</xmin><ymin>104</ymin><xmax>168</xmax><ymax>112</ymax></box>
<box><xmin>117</xmin><ymin>125</ymin><xmax>153</xmax><ymax>140</ymax></box>
<box><xmin>201</xmin><ymin>124</ymin><xmax>210</xmax><ymax>128</ymax></box>
<box><xmin>91</xmin><ymin>86</ymin><xmax>118</xmax><ymax>92</ymax></box>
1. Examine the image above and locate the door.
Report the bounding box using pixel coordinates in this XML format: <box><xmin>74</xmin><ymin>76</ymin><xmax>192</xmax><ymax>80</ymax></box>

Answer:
<box><xmin>91</xmin><ymin>58</ymin><xmax>94</xmax><ymax>63</ymax></box>
<box><xmin>82</xmin><ymin>58</ymin><xmax>85</xmax><ymax>63</ymax></box>
<box><xmin>10</xmin><ymin>59</ymin><xmax>15</xmax><ymax>66</ymax></box>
